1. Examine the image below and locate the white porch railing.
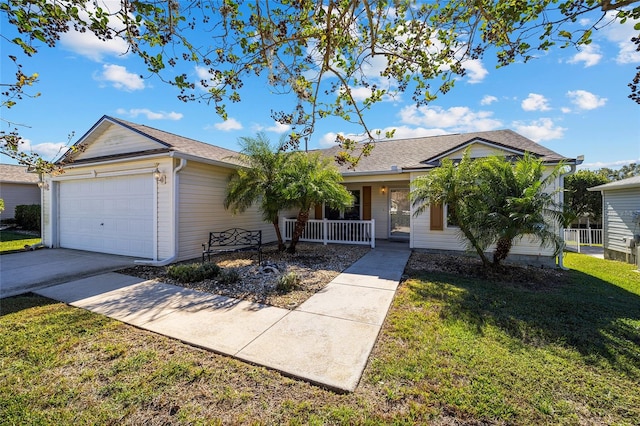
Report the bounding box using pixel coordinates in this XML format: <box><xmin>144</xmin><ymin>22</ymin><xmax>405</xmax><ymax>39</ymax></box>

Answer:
<box><xmin>563</xmin><ymin>228</ymin><xmax>603</xmax><ymax>253</ymax></box>
<box><xmin>282</xmin><ymin>218</ymin><xmax>375</xmax><ymax>248</ymax></box>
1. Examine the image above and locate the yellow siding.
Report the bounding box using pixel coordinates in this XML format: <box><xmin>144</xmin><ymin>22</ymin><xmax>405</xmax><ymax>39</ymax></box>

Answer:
<box><xmin>442</xmin><ymin>143</ymin><xmax>511</xmax><ymax>160</ymax></box>
<box><xmin>74</xmin><ymin>123</ymin><xmax>162</xmax><ymax>160</ymax></box>
<box><xmin>409</xmin><ymin>168</ymin><xmax>558</xmax><ymax>257</ymax></box>
<box><xmin>176</xmin><ymin>162</ymin><xmax>278</xmax><ymax>261</ymax></box>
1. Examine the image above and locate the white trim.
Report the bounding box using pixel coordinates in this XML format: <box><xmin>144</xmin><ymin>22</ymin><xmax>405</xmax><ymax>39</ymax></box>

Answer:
<box><xmin>60</xmin><ymin>153</ymin><xmax>170</xmax><ymax>170</ymax></box>
<box><xmin>135</xmin><ymin>158</ymin><xmax>187</xmax><ymax>266</ymax></box>
<box><xmin>52</xmin><ymin>167</ymin><xmax>158</xmax><ymax>181</ymax></box>
<box><xmin>152</xmin><ymin>177</ymin><xmax>159</xmax><ymax>261</ymax></box>
<box><xmin>427</xmin><ymin>139</ymin><xmax>525</xmax><ymax>163</ymax></box>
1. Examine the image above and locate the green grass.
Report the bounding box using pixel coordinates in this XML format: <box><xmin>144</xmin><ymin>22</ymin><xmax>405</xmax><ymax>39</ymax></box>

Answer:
<box><xmin>0</xmin><ymin>253</ymin><xmax>638</xmax><ymax>424</ymax></box>
<box><xmin>0</xmin><ymin>230</ymin><xmax>41</xmax><ymax>253</ymax></box>
<box><xmin>371</xmin><ymin>252</ymin><xmax>640</xmax><ymax>424</ymax></box>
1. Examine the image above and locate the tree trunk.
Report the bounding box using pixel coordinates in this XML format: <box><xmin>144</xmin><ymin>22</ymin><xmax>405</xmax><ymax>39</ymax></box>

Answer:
<box><xmin>493</xmin><ymin>237</ymin><xmax>512</xmax><ymax>265</ymax></box>
<box><xmin>272</xmin><ymin>218</ymin><xmax>286</xmax><ymax>251</ymax></box>
<box><xmin>287</xmin><ymin>209</ymin><xmax>309</xmax><ymax>253</ymax></box>
<box><xmin>458</xmin><ymin>223</ymin><xmax>491</xmax><ymax>268</ymax></box>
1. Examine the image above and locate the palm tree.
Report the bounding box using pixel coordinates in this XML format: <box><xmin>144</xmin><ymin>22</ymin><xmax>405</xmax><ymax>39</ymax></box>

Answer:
<box><xmin>224</xmin><ymin>133</ymin><xmax>291</xmax><ymax>251</ymax></box>
<box><xmin>411</xmin><ymin>150</ymin><xmax>492</xmax><ymax>266</ymax></box>
<box><xmin>473</xmin><ymin>153</ymin><xmax>565</xmax><ymax>266</ymax></box>
<box><xmin>282</xmin><ymin>151</ymin><xmax>354</xmax><ymax>253</ymax></box>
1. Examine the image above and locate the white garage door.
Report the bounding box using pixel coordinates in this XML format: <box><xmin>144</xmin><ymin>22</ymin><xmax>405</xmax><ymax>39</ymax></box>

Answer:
<box><xmin>59</xmin><ymin>175</ymin><xmax>154</xmax><ymax>258</ymax></box>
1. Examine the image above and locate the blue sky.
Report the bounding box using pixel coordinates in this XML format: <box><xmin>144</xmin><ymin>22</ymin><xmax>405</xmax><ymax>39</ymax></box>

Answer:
<box><xmin>2</xmin><ymin>4</ymin><xmax>639</xmax><ymax>171</ymax></box>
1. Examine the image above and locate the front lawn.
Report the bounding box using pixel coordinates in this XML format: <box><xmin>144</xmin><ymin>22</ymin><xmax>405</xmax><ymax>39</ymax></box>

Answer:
<box><xmin>1</xmin><ymin>253</ymin><xmax>638</xmax><ymax>424</ymax></box>
<box><xmin>0</xmin><ymin>230</ymin><xmax>41</xmax><ymax>253</ymax></box>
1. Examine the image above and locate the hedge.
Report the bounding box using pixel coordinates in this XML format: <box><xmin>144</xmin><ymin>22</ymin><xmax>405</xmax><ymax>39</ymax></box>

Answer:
<box><xmin>15</xmin><ymin>204</ymin><xmax>41</xmax><ymax>231</ymax></box>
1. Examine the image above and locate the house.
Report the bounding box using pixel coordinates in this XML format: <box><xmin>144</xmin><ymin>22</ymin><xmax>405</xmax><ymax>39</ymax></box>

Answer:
<box><xmin>42</xmin><ymin>116</ymin><xmax>580</xmax><ymax>267</ymax></box>
<box><xmin>317</xmin><ymin>131</ymin><xmax>580</xmax><ymax>266</ymax></box>
<box><xmin>42</xmin><ymin>115</ymin><xmax>274</xmax><ymax>265</ymax></box>
<box><xmin>0</xmin><ymin>164</ymin><xmax>41</xmax><ymax>220</ymax></box>
<box><xmin>588</xmin><ymin>176</ymin><xmax>640</xmax><ymax>264</ymax></box>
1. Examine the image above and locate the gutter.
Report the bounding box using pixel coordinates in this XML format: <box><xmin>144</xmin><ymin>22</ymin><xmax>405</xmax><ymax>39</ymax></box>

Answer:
<box><xmin>557</xmin><ymin>156</ymin><xmax>583</xmax><ymax>270</ymax></box>
<box><xmin>134</xmin><ymin>157</ymin><xmax>187</xmax><ymax>266</ymax></box>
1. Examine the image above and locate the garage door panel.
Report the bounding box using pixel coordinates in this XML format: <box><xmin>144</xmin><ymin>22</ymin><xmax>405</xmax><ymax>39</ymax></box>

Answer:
<box><xmin>59</xmin><ymin>175</ymin><xmax>154</xmax><ymax>258</ymax></box>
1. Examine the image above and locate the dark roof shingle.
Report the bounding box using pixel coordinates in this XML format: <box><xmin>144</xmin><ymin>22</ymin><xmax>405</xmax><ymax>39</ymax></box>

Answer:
<box><xmin>318</xmin><ymin>130</ymin><xmax>571</xmax><ymax>174</ymax></box>
<box><xmin>0</xmin><ymin>164</ymin><xmax>40</xmax><ymax>184</ymax></box>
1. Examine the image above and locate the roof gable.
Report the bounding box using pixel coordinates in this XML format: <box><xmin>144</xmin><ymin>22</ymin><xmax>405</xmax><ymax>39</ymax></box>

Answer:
<box><xmin>69</xmin><ymin>117</ymin><xmax>167</xmax><ymax>162</ymax></box>
<box><xmin>58</xmin><ymin>116</ymin><xmax>242</xmax><ymax>167</ymax></box>
<box><xmin>319</xmin><ymin>129</ymin><xmax>572</xmax><ymax>174</ymax></box>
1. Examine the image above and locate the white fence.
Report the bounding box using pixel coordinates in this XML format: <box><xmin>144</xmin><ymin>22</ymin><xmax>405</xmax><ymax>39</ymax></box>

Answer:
<box><xmin>282</xmin><ymin>218</ymin><xmax>375</xmax><ymax>248</ymax></box>
<box><xmin>563</xmin><ymin>228</ymin><xmax>603</xmax><ymax>253</ymax></box>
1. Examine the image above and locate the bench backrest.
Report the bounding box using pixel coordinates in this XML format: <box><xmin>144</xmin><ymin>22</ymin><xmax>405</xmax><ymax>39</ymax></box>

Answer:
<box><xmin>207</xmin><ymin>228</ymin><xmax>261</xmax><ymax>247</ymax></box>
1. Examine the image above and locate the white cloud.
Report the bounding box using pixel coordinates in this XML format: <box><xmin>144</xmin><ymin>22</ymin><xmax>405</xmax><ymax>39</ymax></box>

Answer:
<box><xmin>61</xmin><ymin>31</ymin><xmax>129</xmax><ymax>62</ymax></box>
<box><xmin>480</xmin><ymin>95</ymin><xmax>498</xmax><ymax>106</ymax></box>
<box><xmin>261</xmin><ymin>122</ymin><xmax>291</xmax><ymax>134</ymax></box>
<box><xmin>213</xmin><ymin>118</ymin><xmax>243</xmax><ymax>131</ymax></box>
<box><xmin>463</xmin><ymin>59</ymin><xmax>488</xmax><ymax>84</ymax></box>
<box><xmin>195</xmin><ymin>65</ymin><xmax>222</xmax><ymax>91</ymax></box>
<box><xmin>521</xmin><ymin>93</ymin><xmax>551</xmax><ymax>112</ymax></box>
<box><xmin>117</xmin><ymin>108</ymin><xmax>183</xmax><ymax>120</ymax></box>
<box><xmin>561</xmin><ymin>107</ymin><xmax>572</xmax><ymax>114</ymax></box>
<box><xmin>603</xmin><ymin>14</ymin><xmax>640</xmax><ymax>64</ymax></box>
<box><xmin>59</xmin><ymin>1</ymin><xmax>129</xmax><ymax>61</ymax></box>
<box><xmin>567</xmin><ymin>44</ymin><xmax>602</xmax><ymax>67</ymax></box>
<box><xmin>319</xmin><ymin>132</ymin><xmax>341</xmax><ymax>147</ymax></box>
<box><xmin>318</xmin><ymin>126</ymin><xmax>449</xmax><ymax>148</ymax></box>
<box><xmin>399</xmin><ymin>105</ymin><xmax>503</xmax><ymax>132</ymax></box>
<box><xmin>566</xmin><ymin>90</ymin><xmax>607</xmax><ymax>110</ymax></box>
<box><xmin>581</xmin><ymin>158</ymin><xmax>640</xmax><ymax>170</ymax></box>
<box><xmin>381</xmin><ymin>125</ymin><xmax>448</xmax><ymax>140</ymax></box>
<box><xmin>512</xmin><ymin>118</ymin><xmax>566</xmax><ymax>142</ymax></box>
<box><xmin>18</xmin><ymin>139</ymin><xmax>68</xmax><ymax>160</ymax></box>
<box><xmin>96</xmin><ymin>64</ymin><xmax>144</xmax><ymax>91</ymax></box>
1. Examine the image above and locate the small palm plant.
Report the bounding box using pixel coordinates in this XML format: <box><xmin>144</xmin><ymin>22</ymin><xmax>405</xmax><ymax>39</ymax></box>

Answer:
<box><xmin>224</xmin><ymin>133</ymin><xmax>291</xmax><ymax>251</ymax></box>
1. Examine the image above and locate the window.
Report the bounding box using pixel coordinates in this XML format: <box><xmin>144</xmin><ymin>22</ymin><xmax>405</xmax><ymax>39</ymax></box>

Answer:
<box><xmin>446</xmin><ymin>204</ymin><xmax>459</xmax><ymax>227</ymax></box>
<box><xmin>325</xmin><ymin>189</ymin><xmax>360</xmax><ymax>220</ymax></box>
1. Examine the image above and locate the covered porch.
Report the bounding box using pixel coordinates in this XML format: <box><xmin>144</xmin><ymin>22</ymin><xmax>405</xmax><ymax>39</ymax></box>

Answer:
<box><xmin>284</xmin><ymin>177</ymin><xmax>411</xmax><ymax>247</ymax></box>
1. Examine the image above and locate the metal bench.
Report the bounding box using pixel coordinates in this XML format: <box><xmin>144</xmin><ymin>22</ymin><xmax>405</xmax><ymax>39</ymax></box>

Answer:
<box><xmin>202</xmin><ymin>228</ymin><xmax>262</xmax><ymax>263</ymax></box>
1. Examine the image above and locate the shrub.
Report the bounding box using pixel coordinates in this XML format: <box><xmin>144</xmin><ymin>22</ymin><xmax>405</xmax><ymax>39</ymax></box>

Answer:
<box><xmin>14</xmin><ymin>204</ymin><xmax>41</xmax><ymax>231</ymax></box>
<box><xmin>276</xmin><ymin>272</ymin><xmax>300</xmax><ymax>293</ymax></box>
<box><xmin>218</xmin><ymin>268</ymin><xmax>241</xmax><ymax>285</ymax></box>
<box><xmin>166</xmin><ymin>262</ymin><xmax>220</xmax><ymax>283</ymax></box>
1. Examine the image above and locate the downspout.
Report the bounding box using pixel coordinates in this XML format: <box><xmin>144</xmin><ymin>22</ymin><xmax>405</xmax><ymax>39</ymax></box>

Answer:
<box><xmin>135</xmin><ymin>158</ymin><xmax>187</xmax><ymax>266</ymax></box>
<box><xmin>557</xmin><ymin>162</ymin><xmax>579</xmax><ymax>270</ymax></box>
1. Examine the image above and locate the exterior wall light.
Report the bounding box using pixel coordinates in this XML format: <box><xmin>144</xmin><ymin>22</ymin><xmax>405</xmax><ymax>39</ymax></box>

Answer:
<box><xmin>153</xmin><ymin>168</ymin><xmax>167</xmax><ymax>184</ymax></box>
<box><xmin>37</xmin><ymin>181</ymin><xmax>50</xmax><ymax>190</ymax></box>
<box><xmin>381</xmin><ymin>185</ymin><xmax>386</xmax><ymax>194</ymax></box>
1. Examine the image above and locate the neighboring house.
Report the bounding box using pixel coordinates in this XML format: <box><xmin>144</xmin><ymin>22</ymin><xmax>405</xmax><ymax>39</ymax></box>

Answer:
<box><xmin>588</xmin><ymin>176</ymin><xmax>640</xmax><ymax>264</ymax></box>
<box><xmin>42</xmin><ymin>116</ymin><xmax>580</xmax><ymax>267</ymax></box>
<box><xmin>0</xmin><ymin>164</ymin><xmax>41</xmax><ymax>220</ymax></box>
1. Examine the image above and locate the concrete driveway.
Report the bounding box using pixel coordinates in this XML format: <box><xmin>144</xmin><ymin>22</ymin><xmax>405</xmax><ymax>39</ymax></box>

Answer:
<box><xmin>0</xmin><ymin>248</ymin><xmax>138</xmax><ymax>299</ymax></box>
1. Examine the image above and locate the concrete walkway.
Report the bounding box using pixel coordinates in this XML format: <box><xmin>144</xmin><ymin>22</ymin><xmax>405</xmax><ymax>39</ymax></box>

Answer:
<box><xmin>35</xmin><ymin>243</ymin><xmax>411</xmax><ymax>392</ymax></box>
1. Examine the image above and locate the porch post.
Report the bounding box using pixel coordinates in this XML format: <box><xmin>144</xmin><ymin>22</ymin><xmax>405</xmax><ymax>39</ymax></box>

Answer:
<box><xmin>323</xmin><ymin>218</ymin><xmax>328</xmax><ymax>245</ymax></box>
<box><xmin>371</xmin><ymin>219</ymin><xmax>375</xmax><ymax>248</ymax></box>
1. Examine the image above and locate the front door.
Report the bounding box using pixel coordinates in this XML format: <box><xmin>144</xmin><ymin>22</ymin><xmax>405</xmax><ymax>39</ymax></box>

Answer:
<box><xmin>389</xmin><ymin>188</ymin><xmax>410</xmax><ymax>239</ymax></box>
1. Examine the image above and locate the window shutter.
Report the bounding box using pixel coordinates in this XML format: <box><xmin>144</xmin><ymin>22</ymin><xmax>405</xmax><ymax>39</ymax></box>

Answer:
<box><xmin>362</xmin><ymin>186</ymin><xmax>372</xmax><ymax>220</ymax></box>
<box><xmin>314</xmin><ymin>203</ymin><xmax>323</xmax><ymax>219</ymax></box>
<box><xmin>430</xmin><ymin>203</ymin><xmax>443</xmax><ymax>231</ymax></box>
